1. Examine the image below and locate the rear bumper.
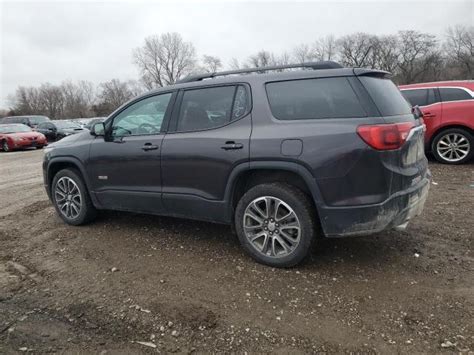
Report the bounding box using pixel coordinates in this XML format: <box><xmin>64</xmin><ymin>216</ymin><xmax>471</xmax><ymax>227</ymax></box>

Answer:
<box><xmin>319</xmin><ymin>171</ymin><xmax>431</xmax><ymax>237</ymax></box>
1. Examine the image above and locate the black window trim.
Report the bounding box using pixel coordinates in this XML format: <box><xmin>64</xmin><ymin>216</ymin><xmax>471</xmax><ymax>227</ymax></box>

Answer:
<box><xmin>167</xmin><ymin>82</ymin><xmax>252</xmax><ymax>134</ymax></box>
<box><xmin>264</xmin><ymin>76</ymin><xmax>369</xmax><ymax>121</ymax></box>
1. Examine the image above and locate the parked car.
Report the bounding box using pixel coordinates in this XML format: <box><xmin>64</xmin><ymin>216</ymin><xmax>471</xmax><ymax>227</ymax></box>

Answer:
<box><xmin>0</xmin><ymin>124</ymin><xmax>47</xmax><ymax>152</ymax></box>
<box><xmin>0</xmin><ymin>115</ymin><xmax>50</xmax><ymax>129</ymax></box>
<box><xmin>399</xmin><ymin>81</ymin><xmax>474</xmax><ymax>164</ymax></box>
<box><xmin>36</xmin><ymin>120</ymin><xmax>84</xmax><ymax>142</ymax></box>
<box><xmin>43</xmin><ymin>62</ymin><xmax>430</xmax><ymax>267</ymax></box>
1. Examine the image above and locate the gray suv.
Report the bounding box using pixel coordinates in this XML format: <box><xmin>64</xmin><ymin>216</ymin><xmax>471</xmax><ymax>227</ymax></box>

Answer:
<box><xmin>43</xmin><ymin>62</ymin><xmax>430</xmax><ymax>267</ymax></box>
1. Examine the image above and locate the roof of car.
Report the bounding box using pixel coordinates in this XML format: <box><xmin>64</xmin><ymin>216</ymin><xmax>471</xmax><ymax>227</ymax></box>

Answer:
<box><xmin>399</xmin><ymin>80</ymin><xmax>474</xmax><ymax>90</ymax></box>
<box><xmin>145</xmin><ymin>67</ymin><xmax>388</xmax><ymax>95</ymax></box>
<box><xmin>105</xmin><ymin>63</ymin><xmax>390</xmax><ymax>120</ymax></box>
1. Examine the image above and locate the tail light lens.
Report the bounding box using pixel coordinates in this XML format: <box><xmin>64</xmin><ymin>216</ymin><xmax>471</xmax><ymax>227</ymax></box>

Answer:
<box><xmin>357</xmin><ymin>122</ymin><xmax>415</xmax><ymax>150</ymax></box>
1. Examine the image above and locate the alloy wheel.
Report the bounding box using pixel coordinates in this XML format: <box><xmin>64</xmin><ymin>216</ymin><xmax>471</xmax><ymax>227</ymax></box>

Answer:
<box><xmin>2</xmin><ymin>141</ymin><xmax>9</xmax><ymax>152</ymax></box>
<box><xmin>436</xmin><ymin>133</ymin><xmax>470</xmax><ymax>162</ymax></box>
<box><xmin>55</xmin><ymin>177</ymin><xmax>82</xmax><ymax>219</ymax></box>
<box><xmin>243</xmin><ymin>196</ymin><xmax>301</xmax><ymax>258</ymax></box>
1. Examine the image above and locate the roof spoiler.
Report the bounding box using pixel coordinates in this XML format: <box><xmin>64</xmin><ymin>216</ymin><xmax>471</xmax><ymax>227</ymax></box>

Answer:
<box><xmin>353</xmin><ymin>68</ymin><xmax>391</xmax><ymax>78</ymax></box>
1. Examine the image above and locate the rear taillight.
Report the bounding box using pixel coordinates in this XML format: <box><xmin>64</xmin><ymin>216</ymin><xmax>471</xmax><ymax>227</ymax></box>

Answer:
<box><xmin>357</xmin><ymin>122</ymin><xmax>415</xmax><ymax>150</ymax></box>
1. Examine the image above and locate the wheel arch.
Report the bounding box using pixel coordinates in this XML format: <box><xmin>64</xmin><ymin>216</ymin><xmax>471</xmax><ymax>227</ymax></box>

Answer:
<box><xmin>429</xmin><ymin>124</ymin><xmax>474</xmax><ymax>151</ymax></box>
<box><xmin>46</xmin><ymin>157</ymin><xmax>91</xmax><ymax>197</ymax></box>
<box><xmin>225</xmin><ymin>161</ymin><xmax>325</xmax><ymax>224</ymax></box>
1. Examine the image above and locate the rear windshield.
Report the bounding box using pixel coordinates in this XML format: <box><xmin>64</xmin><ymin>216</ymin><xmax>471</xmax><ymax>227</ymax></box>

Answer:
<box><xmin>29</xmin><ymin>116</ymin><xmax>49</xmax><ymax>124</ymax></box>
<box><xmin>266</xmin><ymin>77</ymin><xmax>367</xmax><ymax>120</ymax></box>
<box><xmin>359</xmin><ymin>77</ymin><xmax>412</xmax><ymax>116</ymax></box>
<box><xmin>55</xmin><ymin>121</ymin><xmax>81</xmax><ymax>129</ymax></box>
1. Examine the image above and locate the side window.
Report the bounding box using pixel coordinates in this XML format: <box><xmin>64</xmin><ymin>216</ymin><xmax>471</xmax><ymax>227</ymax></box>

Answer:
<box><xmin>266</xmin><ymin>77</ymin><xmax>367</xmax><ymax>120</ymax></box>
<box><xmin>426</xmin><ymin>88</ymin><xmax>437</xmax><ymax>105</ymax></box>
<box><xmin>232</xmin><ymin>86</ymin><xmax>249</xmax><ymax>120</ymax></box>
<box><xmin>402</xmin><ymin>89</ymin><xmax>429</xmax><ymax>107</ymax></box>
<box><xmin>37</xmin><ymin>123</ymin><xmax>48</xmax><ymax>129</ymax></box>
<box><xmin>439</xmin><ymin>88</ymin><xmax>472</xmax><ymax>102</ymax></box>
<box><xmin>176</xmin><ymin>86</ymin><xmax>240</xmax><ymax>132</ymax></box>
<box><xmin>112</xmin><ymin>93</ymin><xmax>172</xmax><ymax>137</ymax></box>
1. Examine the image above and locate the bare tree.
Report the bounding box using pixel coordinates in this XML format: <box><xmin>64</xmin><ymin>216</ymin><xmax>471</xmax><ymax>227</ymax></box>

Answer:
<box><xmin>94</xmin><ymin>79</ymin><xmax>136</xmax><ymax>116</ymax></box>
<box><xmin>247</xmin><ymin>50</ymin><xmax>276</xmax><ymax>68</ymax></box>
<box><xmin>373</xmin><ymin>35</ymin><xmax>400</xmax><ymax>73</ymax></box>
<box><xmin>201</xmin><ymin>55</ymin><xmax>222</xmax><ymax>73</ymax></box>
<box><xmin>133</xmin><ymin>32</ymin><xmax>197</xmax><ymax>89</ymax></box>
<box><xmin>39</xmin><ymin>84</ymin><xmax>64</xmax><ymax>119</ymax></box>
<box><xmin>229</xmin><ymin>58</ymin><xmax>241</xmax><ymax>70</ymax></box>
<box><xmin>293</xmin><ymin>43</ymin><xmax>316</xmax><ymax>63</ymax></box>
<box><xmin>314</xmin><ymin>35</ymin><xmax>338</xmax><ymax>61</ymax></box>
<box><xmin>61</xmin><ymin>80</ymin><xmax>96</xmax><ymax>118</ymax></box>
<box><xmin>396</xmin><ymin>30</ymin><xmax>439</xmax><ymax>84</ymax></box>
<box><xmin>444</xmin><ymin>25</ymin><xmax>474</xmax><ymax>78</ymax></box>
<box><xmin>337</xmin><ymin>33</ymin><xmax>378</xmax><ymax>68</ymax></box>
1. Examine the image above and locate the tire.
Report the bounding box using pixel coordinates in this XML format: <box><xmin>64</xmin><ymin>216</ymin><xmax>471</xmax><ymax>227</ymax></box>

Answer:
<box><xmin>36</xmin><ymin>145</ymin><xmax>44</xmax><ymax>149</ymax></box>
<box><xmin>431</xmin><ymin>128</ymin><xmax>473</xmax><ymax>165</ymax></box>
<box><xmin>235</xmin><ymin>183</ymin><xmax>317</xmax><ymax>268</ymax></box>
<box><xmin>2</xmin><ymin>140</ymin><xmax>10</xmax><ymax>152</ymax></box>
<box><xmin>51</xmin><ymin>168</ymin><xmax>97</xmax><ymax>225</ymax></box>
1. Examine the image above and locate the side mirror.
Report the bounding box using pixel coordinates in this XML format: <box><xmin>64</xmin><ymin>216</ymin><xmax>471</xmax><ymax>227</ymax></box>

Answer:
<box><xmin>90</xmin><ymin>122</ymin><xmax>105</xmax><ymax>136</ymax></box>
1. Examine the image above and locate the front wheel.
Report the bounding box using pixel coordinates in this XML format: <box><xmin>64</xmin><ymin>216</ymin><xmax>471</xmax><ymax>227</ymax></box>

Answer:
<box><xmin>51</xmin><ymin>169</ymin><xmax>97</xmax><ymax>225</ymax></box>
<box><xmin>235</xmin><ymin>183</ymin><xmax>317</xmax><ymax>268</ymax></box>
<box><xmin>432</xmin><ymin>128</ymin><xmax>473</xmax><ymax>164</ymax></box>
<box><xmin>2</xmin><ymin>140</ymin><xmax>10</xmax><ymax>152</ymax></box>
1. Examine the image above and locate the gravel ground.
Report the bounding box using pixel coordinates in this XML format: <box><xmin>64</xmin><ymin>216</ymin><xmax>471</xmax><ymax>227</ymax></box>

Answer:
<box><xmin>0</xmin><ymin>149</ymin><xmax>473</xmax><ymax>354</ymax></box>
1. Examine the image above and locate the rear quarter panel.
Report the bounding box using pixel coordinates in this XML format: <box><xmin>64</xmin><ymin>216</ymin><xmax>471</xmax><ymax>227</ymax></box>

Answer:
<box><xmin>250</xmin><ymin>81</ymin><xmax>391</xmax><ymax>207</ymax></box>
<box><xmin>440</xmin><ymin>101</ymin><xmax>474</xmax><ymax>130</ymax></box>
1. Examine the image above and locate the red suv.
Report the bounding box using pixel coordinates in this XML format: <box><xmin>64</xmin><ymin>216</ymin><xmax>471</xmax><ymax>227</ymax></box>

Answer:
<box><xmin>399</xmin><ymin>81</ymin><xmax>474</xmax><ymax>164</ymax></box>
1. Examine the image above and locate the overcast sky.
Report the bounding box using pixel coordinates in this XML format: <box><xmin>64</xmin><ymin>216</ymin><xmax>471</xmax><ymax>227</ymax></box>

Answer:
<box><xmin>0</xmin><ymin>0</ymin><xmax>472</xmax><ymax>108</ymax></box>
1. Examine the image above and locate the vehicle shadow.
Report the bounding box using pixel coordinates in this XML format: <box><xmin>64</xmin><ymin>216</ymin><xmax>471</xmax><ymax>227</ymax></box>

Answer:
<box><xmin>95</xmin><ymin>210</ymin><xmax>420</xmax><ymax>271</ymax></box>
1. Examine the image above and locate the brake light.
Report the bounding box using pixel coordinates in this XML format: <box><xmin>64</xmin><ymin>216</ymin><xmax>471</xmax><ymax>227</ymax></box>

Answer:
<box><xmin>357</xmin><ymin>122</ymin><xmax>415</xmax><ymax>150</ymax></box>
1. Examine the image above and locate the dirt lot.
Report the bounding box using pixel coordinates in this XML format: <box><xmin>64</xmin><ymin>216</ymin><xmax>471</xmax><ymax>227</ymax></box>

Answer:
<box><xmin>0</xmin><ymin>149</ymin><xmax>473</xmax><ymax>354</ymax></box>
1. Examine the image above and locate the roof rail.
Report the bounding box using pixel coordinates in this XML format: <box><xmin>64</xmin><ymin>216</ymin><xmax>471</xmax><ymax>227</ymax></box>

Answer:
<box><xmin>176</xmin><ymin>61</ymin><xmax>343</xmax><ymax>84</ymax></box>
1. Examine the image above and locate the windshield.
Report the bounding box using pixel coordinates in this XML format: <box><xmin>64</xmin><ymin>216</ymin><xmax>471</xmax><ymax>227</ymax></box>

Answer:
<box><xmin>29</xmin><ymin>116</ymin><xmax>49</xmax><ymax>125</ymax></box>
<box><xmin>0</xmin><ymin>124</ymin><xmax>32</xmax><ymax>133</ymax></box>
<box><xmin>55</xmin><ymin>121</ymin><xmax>82</xmax><ymax>129</ymax></box>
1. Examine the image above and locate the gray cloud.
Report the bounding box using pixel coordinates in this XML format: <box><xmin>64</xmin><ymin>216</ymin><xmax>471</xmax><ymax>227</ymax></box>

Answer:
<box><xmin>1</xmin><ymin>0</ymin><xmax>472</xmax><ymax>107</ymax></box>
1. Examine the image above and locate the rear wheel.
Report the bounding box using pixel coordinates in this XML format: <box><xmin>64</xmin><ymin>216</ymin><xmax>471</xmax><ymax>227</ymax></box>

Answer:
<box><xmin>51</xmin><ymin>169</ymin><xmax>97</xmax><ymax>225</ymax></box>
<box><xmin>432</xmin><ymin>128</ymin><xmax>473</xmax><ymax>164</ymax></box>
<box><xmin>235</xmin><ymin>183</ymin><xmax>317</xmax><ymax>268</ymax></box>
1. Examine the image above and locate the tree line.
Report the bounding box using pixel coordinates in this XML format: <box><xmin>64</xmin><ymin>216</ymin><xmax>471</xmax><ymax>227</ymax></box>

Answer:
<box><xmin>4</xmin><ymin>25</ymin><xmax>473</xmax><ymax>120</ymax></box>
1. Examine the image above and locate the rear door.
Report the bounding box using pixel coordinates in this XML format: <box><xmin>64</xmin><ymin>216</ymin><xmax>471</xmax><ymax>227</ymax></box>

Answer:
<box><xmin>161</xmin><ymin>84</ymin><xmax>251</xmax><ymax>222</ymax></box>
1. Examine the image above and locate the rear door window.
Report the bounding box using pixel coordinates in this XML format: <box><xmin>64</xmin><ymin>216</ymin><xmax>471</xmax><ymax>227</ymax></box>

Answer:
<box><xmin>439</xmin><ymin>88</ymin><xmax>472</xmax><ymax>102</ymax></box>
<box><xmin>176</xmin><ymin>85</ymin><xmax>248</xmax><ymax>132</ymax></box>
<box><xmin>359</xmin><ymin>77</ymin><xmax>412</xmax><ymax>116</ymax></box>
<box><xmin>266</xmin><ymin>77</ymin><xmax>366</xmax><ymax>120</ymax></box>
<box><xmin>402</xmin><ymin>89</ymin><xmax>429</xmax><ymax>107</ymax></box>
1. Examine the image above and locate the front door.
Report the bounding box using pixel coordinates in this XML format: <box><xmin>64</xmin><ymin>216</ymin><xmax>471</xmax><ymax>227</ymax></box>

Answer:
<box><xmin>161</xmin><ymin>84</ymin><xmax>251</xmax><ymax>222</ymax></box>
<box><xmin>88</xmin><ymin>92</ymin><xmax>175</xmax><ymax>213</ymax></box>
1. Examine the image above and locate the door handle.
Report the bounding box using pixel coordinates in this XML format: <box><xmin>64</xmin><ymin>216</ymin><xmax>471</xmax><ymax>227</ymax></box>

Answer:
<box><xmin>221</xmin><ymin>141</ymin><xmax>243</xmax><ymax>150</ymax></box>
<box><xmin>423</xmin><ymin>111</ymin><xmax>436</xmax><ymax>118</ymax></box>
<box><xmin>142</xmin><ymin>143</ymin><xmax>159</xmax><ymax>151</ymax></box>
